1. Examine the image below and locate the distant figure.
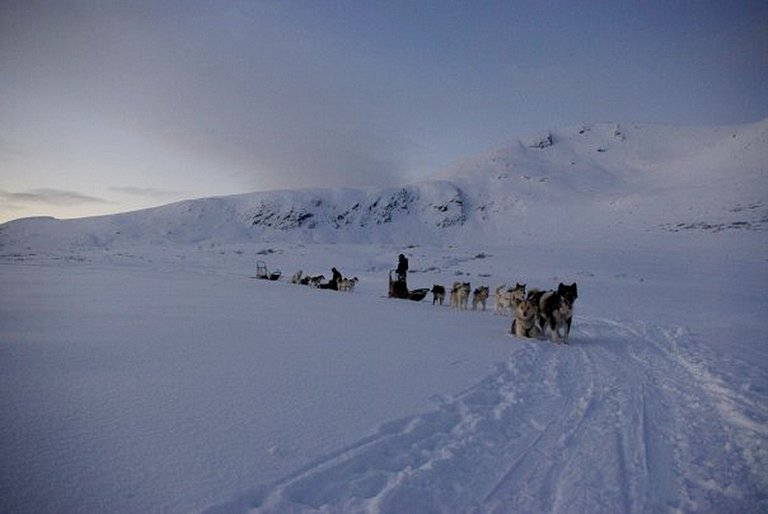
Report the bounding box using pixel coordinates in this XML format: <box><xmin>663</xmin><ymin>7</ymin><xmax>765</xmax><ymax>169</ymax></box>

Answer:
<box><xmin>396</xmin><ymin>254</ymin><xmax>409</xmax><ymax>283</ymax></box>
<box><xmin>329</xmin><ymin>267</ymin><xmax>342</xmax><ymax>291</ymax></box>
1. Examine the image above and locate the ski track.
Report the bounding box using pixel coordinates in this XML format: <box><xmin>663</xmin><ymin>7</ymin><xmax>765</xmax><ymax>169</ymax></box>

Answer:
<box><xmin>207</xmin><ymin>317</ymin><xmax>767</xmax><ymax>514</ymax></box>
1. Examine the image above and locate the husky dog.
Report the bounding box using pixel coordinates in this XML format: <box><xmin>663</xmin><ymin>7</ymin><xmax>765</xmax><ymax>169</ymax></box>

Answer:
<box><xmin>431</xmin><ymin>285</ymin><xmax>446</xmax><ymax>305</ymax></box>
<box><xmin>507</xmin><ymin>283</ymin><xmax>527</xmax><ymax>313</ymax></box>
<box><xmin>496</xmin><ymin>283</ymin><xmax>526</xmax><ymax>315</ymax></box>
<box><xmin>308</xmin><ymin>275</ymin><xmax>325</xmax><ymax>288</ymax></box>
<box><xmin>526</xmin><ymin>288</ymin><xmax>545</xmax><ymax>308</ymax></box>
<box><xmin>538</xmin><ymin>283</ymin><xmax>578</xmax><ymax>343</ymax></box>
<box><xmin>472</xmin><ymin>286</ymin><xmax>490</xmax><ymax>311</ymax></box>
<box><xmin>290</xmin><ymin>270</ymin><xmax>303</xmax><ymax>284</ymax></box>
<box><xmin>450</xmin><ymin>282</ymin><xmax>471</xmax><ymax>310</ymax></box>
<box><xmin>494</xmin><ymin>285</ymin><xmax>507</xmax><ymax>315</ymax></box>
<box><xmin>458</xmin><ymin>283</ymin><xmax>471</xmax><ymax>310</ymax></box>
<box><xmin>511</xmin><ymin>298</ymin><xmax>541</xmax><ymax>338</ymax></box>
<box><xmin>338</xmin><ymin>277</ymin><xmax>359</xmax><ymax>292</ymax></box>
<box><xmin>449</xmin><ymin>282</ymin><xmax>461</xmax><ymax>309</ymax></box>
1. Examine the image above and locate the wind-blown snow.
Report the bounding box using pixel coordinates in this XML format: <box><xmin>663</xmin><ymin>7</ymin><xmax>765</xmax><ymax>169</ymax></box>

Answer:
<box><xmin>1</xmin><ymin>121</ymin><xmax>766</xmax><ymax>513</ymax></box>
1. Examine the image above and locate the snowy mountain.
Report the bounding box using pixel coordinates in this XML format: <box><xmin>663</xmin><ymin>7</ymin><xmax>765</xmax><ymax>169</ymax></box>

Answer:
<box><xmin>2</xmin><ymin>119</ymin><xmax>766</xmax><ymax>257</ymax></box>
<box><xmin>1</xmin><ymin>120</ymin><xmax>767</xmax><ymax>513</ymax></box>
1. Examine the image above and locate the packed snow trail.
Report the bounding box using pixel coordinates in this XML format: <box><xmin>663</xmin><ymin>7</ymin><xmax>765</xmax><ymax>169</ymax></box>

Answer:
<box><xmin>210</xmin><ymin>317</ymin><xmax>767</xmax><ymax>513</ymax></box>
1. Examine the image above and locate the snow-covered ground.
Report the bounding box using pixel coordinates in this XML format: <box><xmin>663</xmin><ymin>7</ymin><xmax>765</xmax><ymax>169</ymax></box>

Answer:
<box><xmin>1</xmin><ymin>121</ymin><xmax>767</xmax><ymax>512</ymax></box>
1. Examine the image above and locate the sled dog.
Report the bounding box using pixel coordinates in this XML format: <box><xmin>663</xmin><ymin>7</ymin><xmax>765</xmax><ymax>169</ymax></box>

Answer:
<box><xmin>511</xmin><ymin>298</ymin><xmax>541</xmax><ymax>338</ymax></box>
<box><xmin>308</xmin><ymin>275</ymin><xmax>325</xmax><ymax>288</ymax></box>
<box><xmin>507</xmin><ymin>283</ymin><xmax>527</xmax><ymax>315</ymax></box>
<box><xmin>338</xmin><ymin>277</ymin><xmax>358</xmax><ymax>292</ymax></box>
<box><xmin>431</xmin><ymin>285</ymin><xmax>446</xmax><ymax>305</ymax></box>
<box><xmin>472</xmin><ymin>286</ymin><xmax>490</xmax><ymax>311</ymax></box>
<box><xmin>526</xmin><ymin>288</ymin><xmax>545</xmax><ymax>308</ymax></box>
<box><xmin>290</xmin><ymin>270</ymin><xmax>303</xmax><ymax>284</ymax></box>
<box><xmin>450</xmin><ymin>282</ymin><xmax>471</xmax><ymax>310</ymax></box>
<box><xmin>496</xmin><ymin>283</ymin><xmax>527</xmax><ymax>315</ymax></box>
<box><xmin>494</xmin><ymin>285</ymin><xmax>507</xmax><ymax>315</ymax></box>
<box><xmin>538</xmin><ymin>283</ymin><xmax>578</xmax><ymax>343</ymax></box>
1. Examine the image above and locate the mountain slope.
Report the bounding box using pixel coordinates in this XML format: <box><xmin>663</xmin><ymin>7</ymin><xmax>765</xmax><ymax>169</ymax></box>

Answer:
<box><xmin>1</xmin><ymin>119</ymin><xmax>766</xmax><ymax>258</ymax></box>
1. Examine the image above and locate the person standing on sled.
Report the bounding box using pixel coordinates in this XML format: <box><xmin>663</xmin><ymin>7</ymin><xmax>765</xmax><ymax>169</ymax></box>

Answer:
<box><xmin>329</xmin><ymin>267</ymin><xmax>342</xmax><ymax>290</ymax></box>
<box><xmin>391</xmin><ymin>254</ymin><xmax>409</xmax><ymax>297</ymax></box>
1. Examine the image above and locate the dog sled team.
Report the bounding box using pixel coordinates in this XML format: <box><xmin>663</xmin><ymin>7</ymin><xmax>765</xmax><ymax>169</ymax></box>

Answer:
<box><xmin>487</xmin><ymin>282</ymin><xmax>577</xmax><ymax>343</ymax></box>
<box><xmin>431</xmin><ymin>283</ymin><xmax>490</xmax><ymax>311</ymax></box>
<box><xmin>429</xmin><ymin>280</ymin><xmax>578</xmax><ymax>344</ymax></box>
<box><xmin>507</xmin><ymin>283</ymin><xmax>578</xmax><ymax>343</ymax></box>
<box><xmin>288</xmin><ymin>268</ymin><xmax>358</xmax><ymax>292</ymax></box>
<box><xmin>271</xmin><ymin>255</ymin><xmax>578</xmax><ymax>344</ymax></box>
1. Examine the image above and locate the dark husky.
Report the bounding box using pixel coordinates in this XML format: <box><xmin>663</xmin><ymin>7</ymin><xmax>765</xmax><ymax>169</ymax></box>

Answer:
<box><xmin>538</xmin><ymin>283</ymin><xmax>578</xmax><ymax>343</ymax></box>
<box><xmin>431</xmin><ymin>285</ymin><xmax>446</xmax><ymax>305</ymax></box>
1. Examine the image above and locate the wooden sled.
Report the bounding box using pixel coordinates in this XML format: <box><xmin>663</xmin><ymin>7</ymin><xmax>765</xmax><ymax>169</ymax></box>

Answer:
<box><xmin>254</xmin><ymin>260</ymin><xmax>281</xmax><ymax>281</ymax></box>
<box><xmin>388</xmin><ymin>270</ymin><xmax>429</xmax><ymax>301</ymax></box>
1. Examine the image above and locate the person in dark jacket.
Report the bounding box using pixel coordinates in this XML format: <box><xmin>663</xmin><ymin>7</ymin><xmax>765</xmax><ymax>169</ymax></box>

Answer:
<box><xmin>390</xmin><ymin>254</ymin><xmax>409</xmax><ymax>298</ymax></box>
<box><xmin>329</xmin><ymin>267</ymin><xmax>342</xmax><ymax>290</ymax></box>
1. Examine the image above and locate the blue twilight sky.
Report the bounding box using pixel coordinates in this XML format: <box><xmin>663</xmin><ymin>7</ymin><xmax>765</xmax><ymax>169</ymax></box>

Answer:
<box><xmin>1</xmin><ymin>0</ymin><xmax>767</xmax><ymax>222</ymax></box>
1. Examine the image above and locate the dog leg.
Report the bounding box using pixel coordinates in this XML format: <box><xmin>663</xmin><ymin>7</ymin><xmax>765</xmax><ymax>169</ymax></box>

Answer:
<box><xmin>548</xmin><ymin>318</ymin><xmax>558</xmax><ymax>343</ymax></box>
<box><xmin>538</xmin><ymin>315</ymin><xmax>547</xmax><ymax>340</ymax></box>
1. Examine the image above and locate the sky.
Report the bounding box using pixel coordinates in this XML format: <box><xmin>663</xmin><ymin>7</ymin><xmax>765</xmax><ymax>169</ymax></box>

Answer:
<box><xmin>1</xmin><ymin>0</ymin><xmax>767</xmax><ymax>223</ymax></box>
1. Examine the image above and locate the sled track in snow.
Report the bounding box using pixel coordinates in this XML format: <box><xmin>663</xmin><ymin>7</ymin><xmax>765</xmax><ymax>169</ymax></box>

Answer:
<box><xmin>208</xmin><ymin>317</ymin><xmax>767</xmax><ymax>514</ymax></box>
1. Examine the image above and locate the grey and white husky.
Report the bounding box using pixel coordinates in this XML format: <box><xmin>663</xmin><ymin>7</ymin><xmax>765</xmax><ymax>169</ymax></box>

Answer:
<box><xmin>496</xmin><ymin>283</ymin><xmax>527</xmax><ymax>315</ymax></box>
<box><xmin>472</xmin><ymin>286</ymin><xmax>490</xmax><ymax>311</ymax></box>
<box><xmin>450</xmin><ymin>282</ymin><xmax>471</xmax><ymax>310</ymax></box>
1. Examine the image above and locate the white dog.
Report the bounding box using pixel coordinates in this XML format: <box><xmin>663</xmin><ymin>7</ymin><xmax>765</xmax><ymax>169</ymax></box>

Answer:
<box><xmin>495</xmin><ymin>283</ymin><xmax>526</xmax><ymax>316</ymax></box>
<box><xmin>338</xmin><ymin>277</ymin><xmax>359</xmax><ymax>292</ymax></box>
<box><xmin>290</xmin><ymin>270</ymin><xmax>303</xmax><ymax>284</ymax></box>
<box><xmin>450</xmin><ymin>282</ymin><xmax>471</xmax><ymax>310</ymax></box>
<box><xmin>494</xmin><ymin>285</ymin><xmax>507</xmax><ymax>315</ymax></box>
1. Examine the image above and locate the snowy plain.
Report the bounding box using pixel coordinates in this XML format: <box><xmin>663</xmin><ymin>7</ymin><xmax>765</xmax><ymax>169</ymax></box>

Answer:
<box><xmin>1</xmin><ymin>121</ymin><xmax>767</xmax><ymax>513</ymax></box>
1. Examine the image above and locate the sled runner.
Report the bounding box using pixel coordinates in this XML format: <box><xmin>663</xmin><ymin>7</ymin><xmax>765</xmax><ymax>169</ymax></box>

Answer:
<box><xmin>388</xmin><ymin>269</ymin><xmax>429</xmax><ymax>301</ymax></box>
<box><xmin>254</xmin><ymin>260</ymin><xmax>281</xmax><ymax>281</ymax></box>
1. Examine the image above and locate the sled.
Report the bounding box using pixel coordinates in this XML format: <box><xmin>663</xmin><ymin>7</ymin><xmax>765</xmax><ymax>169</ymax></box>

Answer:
<box><xmin>388</xmin><ymin>269</ymin><xmax>429</xmax><ymax>301</ymax></box>
<box><xmin>255</xmin><ymin>260</ymin><xmax>281</xmax><ymax>281</ymax></box>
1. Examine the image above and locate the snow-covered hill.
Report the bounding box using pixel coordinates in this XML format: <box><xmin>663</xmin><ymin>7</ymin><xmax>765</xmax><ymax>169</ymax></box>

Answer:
<box><xmin>1</xmin><ymin>120</ymin><xmax>766</xmax><ymax>513</ymax></box>
<box><xmin>2</xmin><ymin>119</ymin><xmax>766</xmax><ymax>258</ymax></box>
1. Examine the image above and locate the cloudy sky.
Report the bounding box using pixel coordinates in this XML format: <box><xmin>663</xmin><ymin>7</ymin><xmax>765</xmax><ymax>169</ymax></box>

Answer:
<box><xmin>2</xmin><ymin>0</ymin><xmax>767</xmax><ymax>222</ymax></box>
